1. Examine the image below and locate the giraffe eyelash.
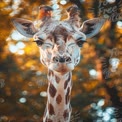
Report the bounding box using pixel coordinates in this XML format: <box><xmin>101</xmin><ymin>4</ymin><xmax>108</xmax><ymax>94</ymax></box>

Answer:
<box><xmin>76</xmin><ymin>38</ymin><xmax>86</xmax><ymax>47</ymax></box>
<box><xmin>33</xmin><ymin>40</ymin><xmax>44</xmax><ymax>46</ymax></box>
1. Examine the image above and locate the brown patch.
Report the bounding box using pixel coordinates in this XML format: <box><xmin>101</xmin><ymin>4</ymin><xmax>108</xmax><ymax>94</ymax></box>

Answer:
<box><xmin>45</xmin><ymin>118</ymin><xmax>53</xmax><ymax>122</ymax></box>
<box><xmin>65</xmin><ymin>87</ymin><xmax>70</xmax><ymax>104</ymax></box>
<box><xmin>63</xmin><ymin>109</ymin><xmax>69</xmax><ymax>119</ymax></box>
<box><xmin>54</xmin><ymin>26</ymin><xmax>68</xmax><ymax>42</ymax></box>
<box><xmin>55</xmin><ymin>75</ymin><xmax>60</xmax><ymax>83</ymax></box>
<box><xmin>38</xmin><ymin>6</ymin><xmax>53</xmax><ymax>20</ymax></box>
<box><xmin>42</xmin><ymin>59</ymin><xmax>46</xmax><ymax>65</ymax></box>
<box><xmin>48</xmin><ymin>103</ymin><xmax>55</xmax><ymax>115</ymax></box>
<box><xmin>56</xmin><ymin>94</ymin><xmax>62</xmax><ymax>104</ymax></box>
<box><xmin>48</xmin><ymin>70</ymin><xmax>51</xmax><ymax>76</ymax></box>
<box><xmin>49</xmin><ymin>83</ymin><xmax>57</xmax><ymax>97</ymax></box>
<box><xmin>48</xmin><ymin>70</ymin><xmax>54</xmax><ymax>76</ymax></box>
<box><xmin>64</xmin><ymin>73</ymin><xmax>71</xmax><ymax>89</ymax></box>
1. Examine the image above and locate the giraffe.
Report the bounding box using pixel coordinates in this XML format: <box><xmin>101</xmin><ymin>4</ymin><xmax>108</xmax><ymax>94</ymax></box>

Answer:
<box><xmin>12</xmin><ymin>5</ymin><xmax>105</xmax><ymax>122</ymax></box>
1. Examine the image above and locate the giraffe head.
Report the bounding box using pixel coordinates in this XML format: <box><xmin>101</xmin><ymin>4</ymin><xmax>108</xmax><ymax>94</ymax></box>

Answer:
<box><xmin>12</xmin><ymin>6</ymin><xmax>104</xmax><ymax>74</ymax></box>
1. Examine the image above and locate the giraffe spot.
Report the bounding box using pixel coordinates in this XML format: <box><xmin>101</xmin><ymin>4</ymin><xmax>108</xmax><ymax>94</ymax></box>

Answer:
<box><xmin>55</xmin><ymin>75</ymin><xmax>60</xmax><ymax>83</ymax></box>
<box><xmin>64</xmin><ymin>73</ymin><xmax>71</xmax><ymax>89</ymax></box>
<box><xmin>56</xmin><ymin>94</ymin><xmax>62</xmax><ymax>104</ymax></box>
<box><xmin>65</xmin><ymin>87</ymin><xmax>70</xmax><ymax>104</ymax></box>
<box><xmin>49</xmin><ymin>83</ymin><xmax>57</xmax><ymax>97</ymax></box>
<box><xmin>45</xmin><ymin>118</ymin><xmax>53</xmax><ymax>122</ymax></box>
<box><xmin>48</xmin><ymin>103</ymin><xmax>55</xmax><ymax>115</ymax></box>
<box><xmin>63</xmin><ymin>109</ymin><xmax>69</xmax><ymax>119</ymax></box>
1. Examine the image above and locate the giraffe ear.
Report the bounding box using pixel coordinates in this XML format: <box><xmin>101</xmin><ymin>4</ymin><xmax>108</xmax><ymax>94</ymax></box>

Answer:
<box><xmin>12</xmin><ymin>18</ymin><xmax>38</xmax><ymax>38</ymax></box>
<box><xmin>80</xmin><ymin>18</ymin><xmax>105</xmax><ymax>38</ymax></box>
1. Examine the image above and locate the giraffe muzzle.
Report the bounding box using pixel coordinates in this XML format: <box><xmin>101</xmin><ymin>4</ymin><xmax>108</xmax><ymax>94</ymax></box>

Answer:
<box><xmin>53</xmin><ymin>56</ymin><xmax>71</xmax><ymax>63</ymax></box>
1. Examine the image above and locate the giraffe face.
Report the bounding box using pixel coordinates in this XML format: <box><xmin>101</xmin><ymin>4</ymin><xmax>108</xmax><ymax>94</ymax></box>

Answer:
<box><xmin>12</xmin><ymin>6</ymin><xmax>105</xmax><ymax>73</ymax></box>
<box><xmin>33</xmin><ymin>23</ymin><xmax>86</xmax><ymax>73</ymax></box>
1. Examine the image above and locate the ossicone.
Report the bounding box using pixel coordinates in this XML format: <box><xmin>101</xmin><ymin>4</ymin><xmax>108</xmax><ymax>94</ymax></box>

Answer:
<box><xmin>66</xmin><ymin>5</ymin><xmax>81</xmax><ymax>28</ymax></box>
<box><xmin>67</xmin><ymin>5</ymin><xmax>80</xmax><ymax>17</ymax></box>
<box><xmin>38</xmin><ymin>5</ymin><xmax>53</xmax><ymax>21</ymax></box>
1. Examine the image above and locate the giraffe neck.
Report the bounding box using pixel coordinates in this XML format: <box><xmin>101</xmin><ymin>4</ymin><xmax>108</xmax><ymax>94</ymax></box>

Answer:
<box><xmin>43</xmin><ymin>70</ymin><xmax>72</xmax><ymax>122</ymax></box>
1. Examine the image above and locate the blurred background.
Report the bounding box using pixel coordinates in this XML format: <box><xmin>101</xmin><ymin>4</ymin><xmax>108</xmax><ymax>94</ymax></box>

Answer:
<box><xmin>0</xmin><ymin>0</ymin><xmax>122</xmax><ymax>122</ymax></box>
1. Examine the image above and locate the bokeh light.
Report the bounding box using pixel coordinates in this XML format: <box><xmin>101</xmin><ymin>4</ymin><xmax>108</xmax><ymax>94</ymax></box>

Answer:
<box><xmin>97</xmin><ymin>99</ymin><xmax>105</xmax><ymax>107</ymax></box>
<box><xmin>40</xmin><ymin>91</ymin><xmax>47</xmax><ymax>97</ymax></box>
<box><xmin>106</xmin><ymin>0</ymin><xmax>115</xmax><ymax>3</ymax></box>
<box><xmin>117</xmin><ymin>21</ymin><xmax>122</xmax><ymax>29</ymax></box>
<box><xmin>9</xmin><ymin>44</ymin><xmax>18</xmax><ymax>53</ymax></box>
<box><xmin>11</xmin><ymin>30</ymin><xmax>28</xmax><ymax>41</ymax></box>
<box><xmin>89</xmin><ymin>69</ymin><xmax>98</xmax><ymax>78</ymax></box>
<box><xmin>16</xmin><ymin>42</ymin><xmax>25</xmax><ymax>49</ymax></box>
<box><xmin>60</xmin><ymin>0</ymin><xmax>67</xmax><ymax>5</ymax></box>
<box><xmin>19</xmin><ymin>97</ymin><xmax>27</xmax><ymax>103</ymax></box>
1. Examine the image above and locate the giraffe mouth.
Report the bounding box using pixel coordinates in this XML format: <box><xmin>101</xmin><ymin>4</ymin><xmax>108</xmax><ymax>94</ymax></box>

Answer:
<box><xmin>49</xmin><ymin>62</ymin><xmax>74</xmax><ymax>73</ymax></box>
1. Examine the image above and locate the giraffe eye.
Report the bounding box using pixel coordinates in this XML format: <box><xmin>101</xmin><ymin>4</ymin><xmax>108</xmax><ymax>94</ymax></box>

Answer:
<box><xmin>34</xmin><ymin>40</ymin><xmax>44</xmax><ymax>46</ymax></box>
<box><xmin>76</xmin><ymin>37</ymin><xmax>86</xmax><ymax>47</ymax></box>
<box><xmin>44</xmin><ymin>43</ymin><xmax>53</xmax><ymax>48</ymax></box>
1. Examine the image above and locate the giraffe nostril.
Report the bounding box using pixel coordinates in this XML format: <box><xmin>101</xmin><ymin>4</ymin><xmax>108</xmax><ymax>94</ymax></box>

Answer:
<box><xmin>65</xmin><ymin>57</ymin><xmax>71</xmax><ymax>62</ymax></box>
<box><xmin>52</xmin><ymin>56</ymin><xmax>71</xmax><ymax>63</ymax></box>
<box><xmin>53</xmin><ymin>57</ymin><xmax>59</xmax><ymax>62</ymax></box>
